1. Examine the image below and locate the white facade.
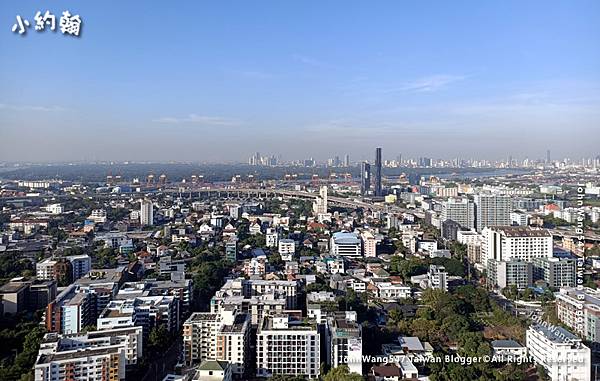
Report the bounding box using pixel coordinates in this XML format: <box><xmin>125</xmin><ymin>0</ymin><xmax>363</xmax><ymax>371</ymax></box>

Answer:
<box><xmin>140</xmin><ymin>199</ymin><xmax>154</xmax><ymax>226</ymax></box>
<box><xmin>457</xmin><ymin>230</ymin><xmax>481</xmax><ymax>245</ymax></box>
<box><xmin>256</xmin><ymin>315</ymin><xmax>320</xmax><ymax>379</ymax></box>
<box><xmin>35</xmin><ymin>345</ymin><xmax>127</xmax><ymax>381</ymax></box>
<box><xmin>265</xmin><ymin>229</ymin><xmax>279</xmax><ymax>248</ymax></box>
<box><xmin>312</xmin><ymin>186</ymin><xmax>328</xmax><ymax>215</ymax></box>
<box><xmin>278</xmin><ymin>239</ymin><xmax>296</xmax><ymax>258</ymax></box>
<box><xmin>441</xmin><ymin>197</ymin><xmax>475</xmax><ymax>229</ymax></box>
<box><xmin>474</xmin><ymin>194</ymin><xmax>512</xmax><ymax>232</ymax></box>
<box><xmin>481</xmin><ymin>226</ymin><xmax>553</xmax><ymax>269</ymax></box>
<box><xmin>526</xmin><ymin>324</ymin><xmax>590</xmax><ymax>381</ymax></box>
<box><xmin>36</xmin><ymin>258</ymin><xmax>58</xmax><ymax>280</ymax></box>
<box><xmin>330</xmin><ymin>232</ymin><xmax>361</xmax><ymax>257</ymax></box>
<box><xmin>88</xmin><ymin>209</ymin><xmax>107</xmax><ymax>223</ymax></box>
<box><xmin>376</xmin><ymin>282</ymin><xmax>411</xmax><ymax>300</ymax></box>
<box><xmin>428</xmin><ymin>265</ymin><xmax>448</xmax><ymax>291</ymax></box>
<box><xmin>45</xmin><ymin>204</ymin><xmax>64</xmax><ymax>214</ymax></box>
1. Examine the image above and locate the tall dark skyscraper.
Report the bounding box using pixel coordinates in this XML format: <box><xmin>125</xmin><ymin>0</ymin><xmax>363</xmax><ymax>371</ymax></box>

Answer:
<box><xmin>375</xmin><ymin>147</ymin><xmax>382</xmax><ymax>196</ymax></box>
<box><xmin>546</xmin><ymin>149</ymin><xmax>551</xmax><ymax>163</ymax></box>
<box><xmin>360</xmin><ymin>162</ymin><xmax>371</xmax><ymax>195</ymax></box>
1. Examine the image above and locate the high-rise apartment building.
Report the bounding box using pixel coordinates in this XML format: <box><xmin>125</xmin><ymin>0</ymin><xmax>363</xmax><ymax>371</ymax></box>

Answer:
<box><xmin>441</xmin><ymin>198</ymin><xmax>475</xmax><ymax>230</ymax></box>
<box><xmin>327</xmin><ymin>314</ymin><xmax>362</xmax><ymax>374</ymax></box>
<box><xmin>256</xmin><ymin>314</ymin><xmax>320</xmax><ymax>379</ymax></box>
<box><xmin>183</xmin><ymin>308</ymin><xmax>250</xmax><ymax>377</ymax></box>
<box><xmin>474</xmin><ymin>194</ymin><xmax>512</xmax><ymax>232</ymax></box>
<box><xmin>480</xmin><ymin>227</ymin><xmax>553</xmax><ymax>269</ymax></box>
<box><xmin>140</xmin><ymin>199</ymin><xmax>154</xmax><ymax>226</ymax></box>
<box><xmin>312</xmin><ymin>186</ymin><xmax>328</xmax><ymax>215</ymax></box>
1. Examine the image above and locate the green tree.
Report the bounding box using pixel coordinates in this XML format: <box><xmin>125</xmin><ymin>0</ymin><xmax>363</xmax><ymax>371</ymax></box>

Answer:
<box><xmin>148</xmin><ymin>325</ymin><xmax>170</xmax><ymax>354</ymax></box>
<box><xmin>322</xmin><ymin>365</ymin><xmax>364</xmax><ymax>381</ymax></box>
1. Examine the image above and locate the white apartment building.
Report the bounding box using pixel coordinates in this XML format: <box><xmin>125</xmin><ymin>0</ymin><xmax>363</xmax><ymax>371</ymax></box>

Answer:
<box><xmin>45</xmin><ymin>203</ymin><xmax>64</xmax><ymax>214</ymax></box>
<box><xmin>474</xmin><ymin>194</ymin><xmax>512</xmax><ymax>232</ymax></box>
<box><xmin>375</xmin><ymin>282</ymin><xmax>411</xmax><ymax>300</ymax></box>
<box><xmin>265</xmin><ymin>228</ymin><xmax>279</xmax><ymax>248</ymax></box>
<box><xmin>97</xmin><ymin>295</ymin><xmax>179</xmax><ymax>335</ymax></box>
<box><xmin>140</xmin><ymin>199</ymin><xmax>154</xmax><ymax>226</ymax></box>
<box><xmin>245</xmin><ymin>279</ymin><xmax>298</xmax><ymax>309</ymax></box>
<box><xmin>330</xmin><ymin>232</ymin><xmax>362</xmax><ymax>257</ymax></box>
<box><xmin>457</xmin><ymin>230</ymin><xmax>481</xmax><ymax>246</ymax></box>
<box><xmin>34</xmin><ymin>345</ymin><xmax>127</xmax><ymax>381</ymax></box>
<box><xmin>441</xmin><ymin>197</ymin><xmax>475</xmax><ymax>230</ymax></box>
<box><xmin>481</xmin><ymin>226</ymin><xmax>553</xmax><ymax>270</ymax></box>
<box><xmin>510</xmin><ymin>211</ymin><xmax>530</xmax><ymax>226</ymax></box>
<box><xmin>312</xmin><ymin>186</ymin><xmax>328</xmax><ymax>215</ymax></box>
<box><xmin>428</xmin><ymin>265</ymin><xmax>448</xmax><ymax>291</ymax></box>
<box><xmin>526</xmin><ymin>324</ymin><xmax>590</xmax><ymax>381</ymax></box>
<box><xmin>556</xmin><ymin>287</ymin><xmax>600</xmax><ymax>345</ymax></box>
<box><xmin>327</xmin><ymin>315</ymin><xmax>362</xmax><ymax>374</ymax></box>
<box><xmin>256</xmin><ymin>314</ymin><xmax>320</xmax><ymax>379</ymax></box>
<box><xmin>278</xmin><ymin>239</ymin><xmax>296</xmax><ymax>260</ymax></box>
<box><xmin>36</xmin><ymin>258</ymin><xmax>58</xmax><ymax>281</ymax></box>
<box><xmin>38</xmin><ymin>326</ymin><xmax>143</xmax><ymax>366</ymax></box>
<box><xmin>183</xmin><ymin>309</ymin><xmax>250</xmax><ymax>377</ymax></box>
<box><xmin>88</xmin><ymin>209</ymin><xmax>107</xmax><ymax>223</ymax></box>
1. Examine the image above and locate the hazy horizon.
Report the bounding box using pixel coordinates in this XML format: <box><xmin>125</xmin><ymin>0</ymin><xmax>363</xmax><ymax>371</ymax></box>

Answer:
<box><xmin>1</xmin><ymin>1</ymin><xmax>599</xmax><ymax>162</ymax></box>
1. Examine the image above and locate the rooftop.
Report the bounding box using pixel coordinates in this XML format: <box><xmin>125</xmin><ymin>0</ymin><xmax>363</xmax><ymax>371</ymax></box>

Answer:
<box><xmin>496</xmin><ymin>226</ymin><xmax>551</xmax><ymax>238</ymax></box>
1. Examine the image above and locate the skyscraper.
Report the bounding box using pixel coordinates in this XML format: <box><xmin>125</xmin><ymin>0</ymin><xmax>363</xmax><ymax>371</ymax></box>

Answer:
<box><xmin>344</xmin><ymin>154</ymin><xmax>350</xmax><ymax>167</ymax></box>
<box><xmin>140</xmin><ymin>199</ymin><xmax>154</xmax><ymax>226</ymax></box>
<box><xmin>375</xmin><ymin>147</ymin><xmax>382</xmax><ymax>196</ymax></box>
<box><xmin>360</xmin><ymin>162</ymin><xmax>371</xmax><ymax>195</ymax></box>
<box><xmin>474</xmin><ymin>194</ymin><xmax>512</xmax><ymax>232</ymax></box>
<box><xmin>546</xmin><ymin>149</ymin><xmax>551</xmax><ymax>163</ymax></box>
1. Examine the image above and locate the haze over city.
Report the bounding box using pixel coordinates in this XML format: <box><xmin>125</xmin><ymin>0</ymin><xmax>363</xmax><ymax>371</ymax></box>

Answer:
<box><xmin>1</xmin><ymin>1</ymin><xmax>599</xmax><ymax>163</ymax></box>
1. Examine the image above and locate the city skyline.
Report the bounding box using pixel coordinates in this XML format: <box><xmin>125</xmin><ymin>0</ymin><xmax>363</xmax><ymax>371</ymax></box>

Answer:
<box><xmin>1</xmin><ymin>1</ymin><xmax>599</xmax><ymax>162</ymax></box>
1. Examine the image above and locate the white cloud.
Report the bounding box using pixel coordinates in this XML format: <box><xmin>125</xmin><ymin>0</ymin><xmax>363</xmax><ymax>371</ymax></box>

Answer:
<box><xmin>397</xmin><ymin>74</ymin><xmax>466</xmax><ymax>92</ymax></box>
<box><xmin>0</xmin><ymin>103</ymin><xmax>66</xmax><ymax>112</ymax></box>
<box><xmin>152</xmin><ymin>114</ymin><xmax>242</xmax><ymax>126</ymax></box>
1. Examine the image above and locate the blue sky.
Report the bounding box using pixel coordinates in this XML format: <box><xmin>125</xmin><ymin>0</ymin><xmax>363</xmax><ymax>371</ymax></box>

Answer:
<box><xmin>1</xmin><ymin>0</ymin><xmax>599</xmax><ymax>162</ymax></box>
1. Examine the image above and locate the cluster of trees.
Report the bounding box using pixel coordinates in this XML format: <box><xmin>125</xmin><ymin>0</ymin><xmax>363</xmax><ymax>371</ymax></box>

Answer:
<box><xmin>0</xmin><ymin>254</ymin><xmax>33</xmax><ymax>283</ymax></box>
<box><xmin>270</xmin><ymin>365</ymin><xmax>363</xmax><ymax>381</ymax></box>
<box><xmin>190</xmin><ymin>252</ymin><xmax>233</xmax><ymax>309</ymax></box>
<box><xmin>542</xmin><ymin>215</ymin><xmax>570</xmax><ymax>228</ymax></box>
<box><xmin>385</xmin><ymin>286</ymin><xmax>530</xmax><ymax>381</ymax></box>
<box><xmin>0</xmin><ymin>319</ymin><xmax>46</xmax><ymax>381</ymax></box>
<box><xmin>93</xmin><ymin>247</ymin><xmax>119</xmax><ymax>269</ymax></box>
<box><xmin>502</xmin><ymin>285</ymin><xmax>554</xmax><ymax>303</ymax></box>
<box><xmin>389</xmin><ymin>256</ymin><xmax>466</xmax><ymax>280</ymax></box>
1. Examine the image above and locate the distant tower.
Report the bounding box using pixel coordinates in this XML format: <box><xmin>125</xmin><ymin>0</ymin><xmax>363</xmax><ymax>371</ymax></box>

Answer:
<box><xmin>312</xmin><ymin>186</ymin><xmax>328</xmax><ymax>215</ymax></box>
<box><xmin>140</xmin><ymin>199</ymin><xmax>154</xmax><ymax>226</ymax></box>
<box><xmin>344</xmin><ymin>154</ymin><xmax>350</xmax><ymax>167</ymax></box>
<box><xmin>360</xmin><ymin>162</ymin><xmax>371</xmax><ymax>196</ymax></box>
<box><xmin>375</xmin><ymin>147</ymin><xmax>382</xmax><ymax>196</ymax></box>
<box><xmin>546</xmin><ymin>149</ymin><xmax>551</xmax><ymax>163</ymax></box>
